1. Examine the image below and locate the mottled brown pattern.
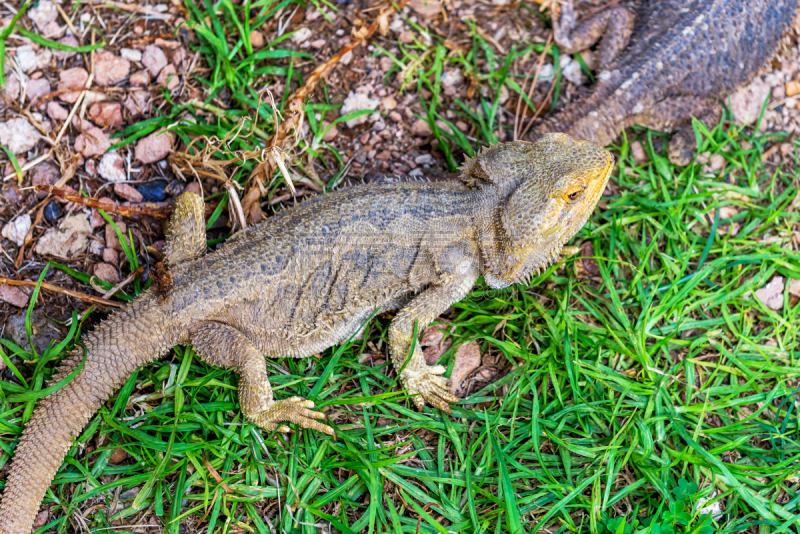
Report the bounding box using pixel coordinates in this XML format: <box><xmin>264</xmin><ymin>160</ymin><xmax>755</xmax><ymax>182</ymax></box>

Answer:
<box><xmin>0</xmin><ymin>134</ymin><xmax>613</xmax><ymax>533</ymax></box>
<box><xmin>537</xmin><ymin>0</ymin><xmax>798</xmax><ymax>165</ymax></box>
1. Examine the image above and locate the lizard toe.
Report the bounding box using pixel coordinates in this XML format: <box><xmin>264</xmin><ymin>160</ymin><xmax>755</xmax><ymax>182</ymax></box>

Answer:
<box><xmin>253</xmin><ymin>397</ymin><xmax>334</xmax><ymax>436</ymax></box>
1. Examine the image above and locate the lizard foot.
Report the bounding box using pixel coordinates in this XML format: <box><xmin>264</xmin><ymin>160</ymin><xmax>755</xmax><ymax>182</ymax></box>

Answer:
<box><xmin>401</xmin><ymin>365</ymin><xmax>459</xmax><ymax>413</ymax></box>
<box><xmin>251</xmin><ymin>396</ymin><xmax>335</xmax><ymax>436</ymax></box>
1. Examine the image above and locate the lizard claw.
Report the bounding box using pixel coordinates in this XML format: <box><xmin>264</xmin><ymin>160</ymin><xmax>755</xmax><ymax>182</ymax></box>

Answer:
<box><xmin>401</xmin><ymin>366</ymin><xmax>460</xmax><ymax>413</ymax></box>
<box><xmin>253</xmin><ymin>396</ymin><xmax>335</xmax><ymax>437</ymax></box>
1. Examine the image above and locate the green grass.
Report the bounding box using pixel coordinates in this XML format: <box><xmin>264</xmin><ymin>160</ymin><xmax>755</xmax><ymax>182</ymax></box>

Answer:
<box><xmin>2</xmin><ymin>1</ymin><xmax>800</xmax><ymax>533</ymax></box>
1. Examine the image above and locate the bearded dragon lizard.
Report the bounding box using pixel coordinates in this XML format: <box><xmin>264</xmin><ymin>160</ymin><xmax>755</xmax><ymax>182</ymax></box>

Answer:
<box><xmin>0</xmin><ymin>134</ymin><xmax>613</xmax><ymax>533</ymax></box>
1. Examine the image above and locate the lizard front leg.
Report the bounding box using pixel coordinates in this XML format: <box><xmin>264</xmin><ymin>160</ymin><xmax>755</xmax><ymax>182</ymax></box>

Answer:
<box><xmin>190</xmin><ymin>321</ymin><xmax>334</xmax><ymax>435</ymax></box>
<box><xmin>553</xmin><ymin>0</ymin><xmax>635</xmax><ymax>70</ymax></box>
<box><xmin>389</xmin><ymin>263</ymin><xmax>479</xmax><ymax>413</ymax></box>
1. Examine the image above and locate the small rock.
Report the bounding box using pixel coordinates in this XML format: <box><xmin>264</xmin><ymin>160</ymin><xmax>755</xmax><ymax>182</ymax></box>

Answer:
<box><xmin>85</xmin><ymin>159</ymin><xmax>96</xmax><ymax>176</ymax></box>
<box><xmin>74</xmin><ymin>126</ymin><xmax>111</xmax><ymax>157</ymax></box>
<box><xmin>380</xmin><ymin>96</ymin><xmax>397</xmax><ymax>110</ymax></box>
<box><xmin>105</xmin><ymin>221</ymin><xmax>127</xmax><ymax>251</ymax></box>
<box><xmin>389</xmin><ymin>111</ymin><xmax>402</xmax><ymax>122</ymax></box>
<box><xmin>0</xmin><ymin>118</ymin><xmax>39</xmax><ymax>154</ymax></box>
<box><xmin>411</xmin><ymin>119</ymin><xmax>432</xmax><ymax>137</ymax></box>
<box><xmin>136</xmin><ymin>180</ymin><xmax>168</xmax><ymax>202</ymax></box>
<box><xmin>709</xmin><ymin>153</ymin><xmax>726</xmax><ymax>172</ymax></box>
<box><xmin>156</xmin><ymin>64</ymin><xmax>179</xmax><ymax>91</ymax></box>
<box><xmin>2</xmin><ymin>214</ymin><xmax>31</xmax><ymax>246</ymax></box>
<box><xmin>34</xmin><ymin>213</ymin><xmax>92</xmax><ymax>258</ymax></box>
<box><xmin>47</xmin><ymin>101</ymin><xmax>69</xmax><ymax>121</ymax></box>
<box><xmin>788</xmin><ymin>279</ymin><xmax>800</xmax><ymax>298</ymax></box>
<box><xmin>786</xmin><ymin>80</ymin><xmax>800</xmax><ymax>98</ymax></box>
<box><xmin>773</xmin><ymin>84</ymin><xmax>786</xmax><ymax>100</ymax></box>
<box><xmin>754</xmin><ymin>276</ymin><xmax>785</xmax><ymax>311</ymax></box>
<box><xmin>398</xmin><ymin>31</ymin><xmax>415</xmax><ymax>44</ymax></box>
<box><xmin>28</xmin><ymin>0</ymin><xmax>58</xmax><ymax>29</ymax></box>
<box><xmin>184</xmin><ymin>182</ymin><xmax>201</xmax><ymax>196</ymax></box>
<box><xmin>135</xmin><ymin>130</ymin><xmax>174</xmax><ymax>163</ymax></box>
<box><xmin>88</xmin><ymin>102</ymin><xmax>124</xmax><ymax>128</ymax></box>
<box><xmin>321</xmin><ymin>123</ymin><xmax>338</xmax><ymax>142</ymax></box>
<box><xmin>434</xmin><ymin>120</ymin><xmax>452</xmax><ymax>135</ymax></box>
<box><xmin>631</xmin><ymin>141</ymin><xmax>648</xmax><ymax>166</ymax></box>
<box><xmin>3</xmin><ymin>73</ymin><xmax>20</xmax><ymax>102</ymax></box>
<box><xmin>58</xmin><ymin>68</ymin><xmax>89</xmax><ymax>103</ymax></box>
<box><xmin>98</xmin><ymin>151</ymin><xmax>126</xmax><ymax>182</ymax></box>
<box><xmin>114</xmin><ymin>182</ymin><xmax>144</xmax><ymax>202</ymax></box>
<box><xmin>449</xmin><ymin>341</ymin><xmax>481</xmax><ymax>395</ymax></box>
<box><xmin>43</xmin><ymin>200</ymin><xmax>61</xmax><ymax>225</ymax></box>
<box><xmin>440</xmin><ymin>69</ymin><xmax>463</xmax><ymax>88</ymax></box>
<box><xmin>124</xmin><ymin>91</ymin><xmax>150</xmax><ymax>116</ymax></box>
<box><xmin>108</xmin><ymin>447</ymin><xmax>128</xmax><ymax>464</ymax></box>
<box><xmin>54</xmin><ymin>35</ymin><xmax>79</xmax><ymax>61</ymax></box>
<box><xmin>310</xmin><ymin>39</ymin><xmax>326</xmax><ymax>48</ymax></box>
<box><xmin>129</xmin><ymin>69</ymin><xmax>150</xmax><ymax>86</ymax></box>
<box><xmin>26</xmin><ymin>78</ymin><xmax>51</xmax><ymax>100</ymax></box>
<box><xmin>16</xmin><ymin>45</ymin><xmax>51</xmax><ymax>72</ymax></box>
<box><xmin>5</xmin><ymin>310</ymin><xmax>61</xmax><ymax>355</ymax></box>
<box><xmin>340</xmin><ymin>91</ymin><xmax>380</xmax><ymax>128</ymax></box>
<box><xmin>94</xmin><ymin>52</ymin><xmax>131</xmax><ymax>86</ymax></box>
<box><xmin>291</xmin><ymin>27</ymin><xmax>312</xmax><ymax>44</ymax></box>
<box><xmin>92</xmin><ymin>239</ymin><xmax>106</xmax><ymax>257</ymax></box>
<box><xmin>31</xmin><ymin>162</ymin><xmax>60</xmax><ymax>198</ymax></box>
<box><xmin>562</xmin><ymin>58</ymin><xmax>586</xmax><ymax>86</ymax></box>
<box><xmin>103</xmin><ymin>247</ymin><xmax>118</xmax><ymax>265</ymax></box>
<box><xmin>780</xmin><ymin>143</ymin><xmax>793</xmax><ymax>156</ymax></box>
<box><xmin>0</xmin><ymin>283</ymin><xmax>33</xmax><ymax>310</ymax></box>
<box><xmin>120</xmin><ymin>48</ymin><xmax>142</xmax><ymax>62</ymax></box>
<box><xmin>729</xmin><ymin>77</ymin><xmax>771</xmax><ymax>126</ymax></box>
<box><xmin>120</xmin><ymin>487</ymin><xmax>141</xmax><ymax>500</ymax></box>
<box><xmin>415</xmin><ymin>153</ymin><xmax>435</xmax><ymax>165</ymax></box>
<box><xmin>380</xmin><ymin>56</ymin><xmax>394</xmax><ymax>72</ymax></box>
<box><xmin>250</xmin><ymin>30</ymin><xmax>265</xmax><ymax>49</ymax></box>
<box><xmin>340</xmin><ymin>51</ymin><xmax>353</xmax><ymax>65</ymax></box>
<box><xmin>409</xmin><ymin>0</ymin><xmax>441</xmax><ymax>18</ymax></box>
<box><xmin>142</xmin><ymin>45</ymin><xmax>168</xmax><ymax>77</ymax></box>
<box><xmin>93</xmin><ymin>263</ymin><xmax>120</xmax><ymax>284</ymax></box>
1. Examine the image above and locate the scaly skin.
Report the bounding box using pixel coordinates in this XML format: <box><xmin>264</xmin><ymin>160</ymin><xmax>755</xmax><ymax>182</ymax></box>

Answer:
<box><xmin>536</xmin><ymin>0</ymin><xmax>798</xmax><ymax>165</ymax></box>
<box><xmin>0</xmin><ymin>134</ymin><xmax>613</xmax><ymax>533</ymax></box>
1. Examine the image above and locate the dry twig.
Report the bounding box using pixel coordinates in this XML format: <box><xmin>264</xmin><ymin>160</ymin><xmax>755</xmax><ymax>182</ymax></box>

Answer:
<box><xmin>0</xmin><ymin>278</ymin><xmax>122</xmax><ymax>308</ymax></box>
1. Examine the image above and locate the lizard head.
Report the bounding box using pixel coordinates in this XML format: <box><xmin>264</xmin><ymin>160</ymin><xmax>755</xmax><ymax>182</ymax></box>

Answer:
<box><xmin>477</xmin><ymin>134</ymin><xmax>614</xmax><ymax>288</ymax></box>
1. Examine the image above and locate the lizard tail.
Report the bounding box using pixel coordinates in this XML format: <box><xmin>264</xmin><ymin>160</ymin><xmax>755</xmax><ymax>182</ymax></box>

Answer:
<box><xmin>0</xmin><ymin>290</ymin><xmax>181</xmax><ymax>534</ymax></box>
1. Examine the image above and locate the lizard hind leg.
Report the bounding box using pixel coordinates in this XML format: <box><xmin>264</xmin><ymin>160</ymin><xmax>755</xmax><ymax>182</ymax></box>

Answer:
<box><xmin>164</xmin><ymin>191</ymin><xmax>208</xmax><ymax>266</ymax></box>
<box><xmin>634</xmin><ymin>96</ymin><xmax>722</xmax><ymax>166</ymax></box>
<box><xmin>190</xmin><ymin>321</ymin><xmax>334</xmax><ymax>436</ymax></box>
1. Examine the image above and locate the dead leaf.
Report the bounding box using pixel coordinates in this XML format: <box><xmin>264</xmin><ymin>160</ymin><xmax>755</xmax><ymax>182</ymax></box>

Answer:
<box><xmin>449</xmin><ymin>341</ymin><xmax>481</xmax><ymax>395</ymax></box>
<box><xmin>34</xmin><ymin>213</ymin><xmax>92</xmax><ymax>258</ymax></box>
<box><xmin>241</xmin><ymin>185</ymin><xmax>264</xmax><ymax>225</ymax></box>
<box><xmin>422</xmin><ymin>324</ymin><xmax>452</xmax><ymax>365</ymax></box>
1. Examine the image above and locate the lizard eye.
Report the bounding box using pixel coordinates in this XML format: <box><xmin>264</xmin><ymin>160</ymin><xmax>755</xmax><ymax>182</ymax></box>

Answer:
<box><xmin>564</xmin><ymin>187</ymin><xmax>584</xmax><ymax>203</ymax></box>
